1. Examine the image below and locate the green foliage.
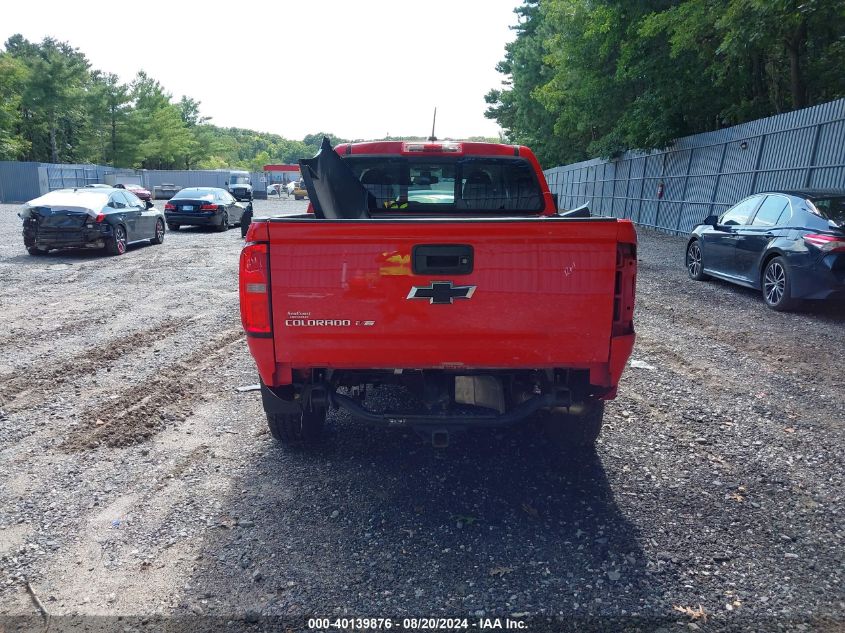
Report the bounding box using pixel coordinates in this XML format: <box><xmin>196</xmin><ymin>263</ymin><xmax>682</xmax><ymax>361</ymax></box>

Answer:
<box><xmin>0</xmin><ymin>54</ymin><xmax>29</xmax><ymax>159</ymax></box>
<box><xmin>487</xmin><ymin>0</ymin><xmax>845</xmax><ymax>167</ymax></box>
<box><xmin>485</xmin><ymin>0</ymin><xmax>562</xmax><ymax>166</ymax></box>
<box><xmin>0</xmin><ymin>35</ymin><xmax>351</xmax><ymax>170</ymax></box>
<box><xmin>4</xmin><ymin>35</ymin><xmax>92</xmax><ymax>163</ymax></box>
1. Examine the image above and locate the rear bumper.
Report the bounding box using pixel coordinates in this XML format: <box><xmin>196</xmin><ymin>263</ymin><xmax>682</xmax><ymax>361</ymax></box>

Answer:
<box><xmin>791</xmin><ymin>257</ymin><xmax>845</xmax><ymax>300</ymax></box>
<box><xmin>23</xmin><ymin>222</ymin><xmax>112</xmax><ymax>249</ymax></box>
<box><xmin>165</xmin><ymin>211</ymin><xmax>221</xmax><ymax>226</ymax></box>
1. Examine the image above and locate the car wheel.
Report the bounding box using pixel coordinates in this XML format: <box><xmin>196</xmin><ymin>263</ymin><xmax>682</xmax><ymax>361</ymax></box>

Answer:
<box><xmin>26</xmin><ymin>246</ymin><xmax>48</xmax><ymax>256</ymax></box>
<box><xmin>106</xmin><ymin>224</ymin><xmax>127</xmax><ymax>256</ymax></box>
<box><xmin>542</xmin><ymin>398</ymin><xmax>604</xmax><ymax>452</ymax></box>
<box><xmin>762</xmin><ymin>256</ymin><xmax>796</xmax><ymax>311</ymax></box>
<box><xmin>686</xmin><ymin>240</ymin><xmax>709</xmax><ymax>281</ymax></box>
<box><xmin>216</xmin><ymin>210</ymin><xmax>230</xmax><ymax>232</ymax></box>
<box><xmin>150</xmin><ymin>219</ymin><xmax>165</xmax><ymax>245</ymax></box>
<box><xmin>167</xmin><ymin>223</ymin><xmax>180</xmax><ymax>231</ymax></box>
<box><xmin>267</xmin><ymin>407</ymin><xmax>325</xmax><ymax>447</ymax></box>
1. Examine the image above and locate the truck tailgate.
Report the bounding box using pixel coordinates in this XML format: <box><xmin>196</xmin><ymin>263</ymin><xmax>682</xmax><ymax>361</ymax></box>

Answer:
<box><xmin>267</xmin><ymin>217</ymin><xmax>627</xmax><ymax>370</ymax></box>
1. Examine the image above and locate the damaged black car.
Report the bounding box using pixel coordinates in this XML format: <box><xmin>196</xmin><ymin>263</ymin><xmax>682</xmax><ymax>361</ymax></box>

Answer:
<box><xmin>20</xmin><ymin>188</ymin><xmax>166</xmax><ymax>256</ymax></box>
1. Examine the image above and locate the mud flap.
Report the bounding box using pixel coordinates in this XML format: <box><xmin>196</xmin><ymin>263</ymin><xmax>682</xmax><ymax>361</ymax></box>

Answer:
<box><xmin>260</xmin><ymin>382</ymin><xmax>301</xmax><ymax>416</ymax></box>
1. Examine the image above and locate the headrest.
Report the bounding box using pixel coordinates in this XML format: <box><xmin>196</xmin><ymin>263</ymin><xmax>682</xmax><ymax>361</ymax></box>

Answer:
<box><xmin>465</xmin><ymin>170</ymin><xmax>492</xmax><ymax>186</ymax></box>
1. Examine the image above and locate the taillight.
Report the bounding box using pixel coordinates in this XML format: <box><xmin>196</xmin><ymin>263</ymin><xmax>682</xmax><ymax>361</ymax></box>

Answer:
<box><xmin>164</xmin><ymin>203</ymin><xmax>175</xmax><ymax>211</ymax></box>
<box><xmin>239</xmin><ymin>243</ymin><xmax>272</xmax><ymax>336</ymax></box>
<box><xmin>95</xmin><ymin>213</ymin><xmax>105</xmax><ymax>223</ymax></box>
<box><xmin>804</xmin><ymin>234</ymin><xmax>845</xmax><ymax>253</ymax></box>
<box><xmin>613</xmin><ymin>243</ymin><xmax>636</xmax><ymax>336</ymax></box>
<box><xmin>200</xmin><ymin>203</ymin><xmax>218</xmax><ymax>211</ymax></box>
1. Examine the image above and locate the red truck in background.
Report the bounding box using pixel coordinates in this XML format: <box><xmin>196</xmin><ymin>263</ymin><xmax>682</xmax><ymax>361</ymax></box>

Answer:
<box><xmin>239</xmin><ymin>139</ymin><xmax>636</xmax><ymax>451</ymax></box>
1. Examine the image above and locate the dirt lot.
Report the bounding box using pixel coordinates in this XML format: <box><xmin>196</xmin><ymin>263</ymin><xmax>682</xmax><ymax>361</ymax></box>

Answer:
<box><xmin>0</xmin><ymin>197</ymin><xmax>843</xmax><ymax>631</ymax></box>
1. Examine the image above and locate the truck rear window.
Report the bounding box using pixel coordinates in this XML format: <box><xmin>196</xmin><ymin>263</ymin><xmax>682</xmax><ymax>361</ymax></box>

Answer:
<box><xmin>345</xmin><ymin>157</ymin><xmax>543</xmax><ymax>213</ymax></box>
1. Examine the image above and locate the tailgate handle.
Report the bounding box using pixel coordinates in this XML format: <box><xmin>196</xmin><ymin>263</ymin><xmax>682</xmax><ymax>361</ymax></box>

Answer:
<box><xmin>412</xmin><ymin>244</ymin><xmax>473</xmax><ymax>275</ymax></box>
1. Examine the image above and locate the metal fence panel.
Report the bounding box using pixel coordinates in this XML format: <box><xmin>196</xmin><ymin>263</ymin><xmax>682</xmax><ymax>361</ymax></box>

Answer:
<box><xmin>140</xmin><ymin>170</ymin><xmax>267</xmax><ymax>196</ymax></box>
<box><xmin>545</xmin><ymin>98</ymin><xmax>845</xmax><ymax>234</ymax></box>
<box><xmin>0</xmin><ymin>162</ymin><xmax>271</xmax><ymax>203</ymax></box>
<box><xmin>43</xmin><ymin>163</ymin><xmax>104</xmax><ymax>192</ymax></box>
<box><xmin>0</xmin><ymin>161</ymin><xmax>41</xmax><ymax>203</ymax></box>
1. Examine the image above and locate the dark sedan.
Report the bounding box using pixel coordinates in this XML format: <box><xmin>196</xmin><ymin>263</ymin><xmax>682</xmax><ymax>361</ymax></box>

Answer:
<box><xmin>21</xmin><ymin>188</ymin><xmax>165</xmax><ymax>256</ymax></box>
<box><xmin>164</xmin><ymin>187</ymin><xmax>248</xmax><ymax>232</ymax></box>
<box><xmin>685</xmin><ymin>189</ymin><xmax>845</xmax><ymax>310</ymax></box>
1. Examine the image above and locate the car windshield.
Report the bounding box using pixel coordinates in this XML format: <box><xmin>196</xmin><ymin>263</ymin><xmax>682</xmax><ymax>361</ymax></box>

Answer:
<box><xmin>809</xmin><ymin>197</ymin><xmax>845</xmax><ymax>226</ymax></box>
<box><xmin>345</xmin><ymin>157</ymin><xmax>543</xmax><ymax>213</ymax></box>
<box><xmin>230</xmin><ymin>176</ymin><xmax>250</xmax><ymax>184</ymax></box>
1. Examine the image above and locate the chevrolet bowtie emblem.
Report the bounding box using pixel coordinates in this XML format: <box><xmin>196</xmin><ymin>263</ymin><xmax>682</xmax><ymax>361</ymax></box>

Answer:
<box><xmin>407</xmin><ymin>281</ymin><xmax>476</xmax><ymax>304</ymax></box>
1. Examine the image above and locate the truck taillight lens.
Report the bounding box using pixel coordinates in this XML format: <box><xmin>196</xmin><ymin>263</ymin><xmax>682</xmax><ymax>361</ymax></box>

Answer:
<box><xmin>239</xmin><ymin>243</ymin><xmax>272</xmax><ymax>336</ymax></box>
<box><xmin>95</xmin><ymin>213</ymin><xmax>105</xmax><ymax>222</ymax></box>
<box><xmin>804</xmin><ymin>234</ymin><xmax>845</xmax><ymax>253</ymax></box>
<box><xmin>612</xmin><ymin>243</ymin><xmax>636</xmax><ymax>336</ymax></box>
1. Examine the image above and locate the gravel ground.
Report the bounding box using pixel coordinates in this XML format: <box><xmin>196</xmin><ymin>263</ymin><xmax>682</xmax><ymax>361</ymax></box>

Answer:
<box><xmin>0</xmin><ymin>198</ymin><xmax>843</xmax><ymax>632</ymax></box>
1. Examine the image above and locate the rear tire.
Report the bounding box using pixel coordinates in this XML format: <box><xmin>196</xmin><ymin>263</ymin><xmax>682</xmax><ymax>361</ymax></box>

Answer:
<box><xmin>167</xmin><ymin>223</ymin><xmax>180</xmax><ymax>231</ymax></box>
<box><xmin>150</xmin><ymin>219</ymin><xmax>165</xmax><ymax>245</ymax></box>
<box><xmin>105</xmin><ymin>224</ymin><xmax>127</xmax><ymax>256</ymax></box>
<box><xmin>216</xmin><ymin>210</ymin><xmax>229</xmax><ymax>232</ymax></box>
<box><xmin>762</xmin><ymin>256</ymin><xmax>797</xmax><ymax>311</ymax></box>
<box><xmin>267</xmin><ymin>407</ymin><xmax>326</xmax><ymax>447</ymax></box>
<box><xmin>543</xmin><ymin>398</ymin><xmax>605</xmax><ymax>452</ymax></box>
<box><xmin>26</xmin><ymin>245</ymin><xmax>48</xmax><ymax>256</ymax></box>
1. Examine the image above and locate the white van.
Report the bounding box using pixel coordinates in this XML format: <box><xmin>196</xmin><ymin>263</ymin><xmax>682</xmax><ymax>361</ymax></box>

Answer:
<box><xmin>226</xmin><ymin>171</ymin><xmax>253</xmax><ymax>201</ymax></box>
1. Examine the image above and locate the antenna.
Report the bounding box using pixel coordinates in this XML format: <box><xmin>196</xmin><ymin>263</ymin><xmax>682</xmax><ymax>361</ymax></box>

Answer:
<box><xmin>428</xmin><ymin>107</ymin><xmax>437</xmax><ymax>141</ymax></box>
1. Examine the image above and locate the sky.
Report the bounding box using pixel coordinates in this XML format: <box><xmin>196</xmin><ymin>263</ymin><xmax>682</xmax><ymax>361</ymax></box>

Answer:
<box><xmin>2</xmin><ymin>0</ymin><xmax>521</xmax><ymax>141</ymax></box>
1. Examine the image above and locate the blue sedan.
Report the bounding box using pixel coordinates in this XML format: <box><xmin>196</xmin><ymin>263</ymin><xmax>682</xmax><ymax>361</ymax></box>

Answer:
<box><xmin>685</xmin><ymin>189</ymin><xmax>845</xmax><ymax>310</ymax></box>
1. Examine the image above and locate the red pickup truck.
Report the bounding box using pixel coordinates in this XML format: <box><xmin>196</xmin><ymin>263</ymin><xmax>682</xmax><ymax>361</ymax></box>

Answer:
<box><xmin>239</xmin><ymin>140</ymin><xmax>636</xmax><ymax>451</ymax></box>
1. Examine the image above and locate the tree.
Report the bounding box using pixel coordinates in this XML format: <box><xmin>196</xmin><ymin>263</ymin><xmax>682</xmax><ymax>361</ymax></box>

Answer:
<box><xmin>485</xmin><ymin>1</ymin><xmax>566</xmax><ymax>167</ymax></box>
<box><xmin>302</xmin><ymin>132</ymin><xmax>347</xmax><ymax>154</ymax></box>
<box><xmin>0</xmin><ymin>53</ymin><xmax>29</xmax><ymax>160</ymax></box>
<box><xmin>178</xmin><ymin>96</ymin><xmax>208</xmax><ymax>127</ymax></box>
<box><xmin>486</xmin><ymin>0</ymin><xmax>845</xmax><ymax>165</ymax></box>
<box><xmin>0</xmin><ymin>34</ymin><xmax>368</xmax><ymax>169</ymax></box>
<box><xmin>127</xmin><ymin>72</ymin><xmax>195</xmax><ymax>169</ymax></box>
<box><xmin>84</xmin><ymin>71</ymin><xmax>131</xmax><ymax>164</ymax></box>
<box><xmin>5</xmin><ymin>36</ymin><xmax>91</xmax><ymax>163</ymax></box>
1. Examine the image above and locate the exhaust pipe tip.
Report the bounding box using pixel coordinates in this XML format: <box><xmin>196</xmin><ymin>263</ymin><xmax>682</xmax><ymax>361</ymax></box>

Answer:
<box><xmin>431</xmin><ymin>430</ymin><xmax>450</xmax><ymax>449</ymax></box>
